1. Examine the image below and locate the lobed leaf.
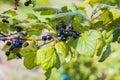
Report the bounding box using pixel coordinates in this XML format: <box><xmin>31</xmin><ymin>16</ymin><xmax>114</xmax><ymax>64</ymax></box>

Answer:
<box><xmin>73</xmin><ymin>30</ymin><xmax>100</xmax><ymax>57</ymax></box>
<box><xmin>35</xmin><ymin>47</ymin><xmax>60</xmax><ymax>70</ymax></box>
<box><xmin>55</xmin><ymin>42</ymin><xmax>69</xmax><ymax>57</ymax></box>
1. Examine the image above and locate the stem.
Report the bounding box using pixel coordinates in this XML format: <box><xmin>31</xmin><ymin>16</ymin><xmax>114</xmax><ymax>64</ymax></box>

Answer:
<box><xmin>37</xmin><ymin>40</ymin><xmax>54</xmax><ymax>48</ymax></box>
<box><xmin>0</xmin><ymin>32</ymin><xmax>7</xmax><ymax>37</ymax></box>
<box><xmin>14</xmin><ymin>0</ymin><xmax>20</xmax><ymax>10</ymax></box>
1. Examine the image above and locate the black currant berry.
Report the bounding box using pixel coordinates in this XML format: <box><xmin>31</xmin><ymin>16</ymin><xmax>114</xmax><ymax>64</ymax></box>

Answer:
<box><xmin>24</xmin><ymin>1</ymin><xmax>30</xmax><ymax>6</ymax></box>
<box><xmin>73</xmin><ymin>34</ymin><xmax>77</xmax><ymax>38</ymax></box>
<box><xmin>57</xmin><ymin>32</ymin><xmax>62</xmax><ymax>37</ymax></box>
<box><xmin>2</xmin><ymin>19</ymin><xmax>9</xmax><ymax>23</ymax></box>
<box><xmin>60</xmin><ymin>28</ymin><xmax>65</xmax><ymax>33</ymax></box>
<box><xmin>67</xmin><ymin>32</ymin><xmax>73</xmax><ymax>36</ymax></box>
<box><xmin>61</xmin><ymin>36</ymin><xmax>67</xmax><ymax>41</ymax></box>
<box><xmin>23</xmin><ymin>42</ymin><xmax>29</xmax><ymax>47</ymax></box>
<box><xmin>14</xmin><ymin>40</ymin><xmax>20</xmax><ymax>47</ymax></box>
<box><xmin>47</xmin><ymin>35</ymin><xmax>53</xmax><ymax>40</ymax></box>
<box><xmin>19</xmin><ymin>39</ymin><xmax>23</xmax><ymax>45</ymax></box>
<box><xmin>9</xmin><ymin>45</ymin><xmax>15</xmax><ymax>51</ymax></box>
<box><xmin>68</xmin><ymin>26</ymin><xmax>73</xmax><ymax>31</ymax></box>
<box><xmin>6</xmin><ymin>41</ymin><xmax>11</xmax><ymax>46</ymax></box>
<box><xmin>42</xmin><ymin>36</ymin><xmax>47</xmax><ymax>41</ymax></box>
<box><xmin>16</xmin><ymin>52</ymin><xmax>22</xmax><ymax>59</ymax></box>
<box><xmin>5</xmin><ymin>51</ymin><xmax>10</xmax><ymax>56</ymax></box>
<box><xmin>76</xmin><ymin>32</ymin><xmax>80</xmax><ymax>36</ymax></box>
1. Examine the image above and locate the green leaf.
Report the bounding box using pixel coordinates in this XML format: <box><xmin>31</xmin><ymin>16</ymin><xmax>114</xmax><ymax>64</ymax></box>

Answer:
<box><xmin>73</xmin><ymin>30</ymin><xmax>100</xmax><ymax>57</ymax></box>
<box><xmin>0</xmin><ymin>22</ymin><xmax>9</xmax><ymax>33</ymax></box>
<box><xmin>27</xmin><ymin>13</ymin><xmax>38</xmax><ymax>20</ymax></box>
<box><xmin>35</xmin><ymin>47</ymin><xmax>60</xmax><ymax>70</ymax></box>
<box><xmin>117</xmin><ymin>36</ymin><xmax>120</xmax><ymax>43</ymax></box>
<box><xmin>45</xmin><ymin>69</ymin><xmax>52</xmax><ymax>80</ymax></box>
<box><xmin>54</xmin><ymin>12</ymin><xmax>91</xmax><ymax>26</ymax></box>
<box><xmin>27</xmin><ymin>23</ymin><xmax>46</xmax><ymax>35</ymax></box>
<box><xmin>61</xmin><ymin>6</ymin><xmax>69</xmax><ymax>12</ymax></box>
<box><xmin>31</xmin><ymin>0</ymin><xmax>36</xmax><ymax>7</ymax></box>
<box><xmin>5</xmin><ymin>10</ymin><xmax>18</xmax><ymax>16</ymax></box>
<box><xmin>86</xmin><ymin>0</ymin><xmax>119</xmax><ymax>7</ymax></box>
<box><xmin>113</xmin><ymin>29</ymin><xmax>120</xmax><ymax>42</ymax></box>
<box><xmin>20</xmin><ymin>44</ymin><xmax>37</xmax><ymax>69</ymax></box>
<box><xmin>36</xmin><ymin>0</ymin><xmax>51</xmax><ymax>6</ymax></box>
<box><xmin>33</xmin><ymin>7</ymin><xmax>61</xmax><ymax>15</ymax></box>
<box><xmin>98</xmin><ymin>44</ymin><xmax>111</xmax><ymax>62</ymax></box>
<box><xmin>96</xmin><ymin>30</ymin><xmax>113</xmax><ymax>61</ymax></box>
<box><xmin>99</xmin><ymin>10</ymin><xmax>112</xmax><ymax>23</ymax></box>
<box><xmin>91</xmin><ymin>4</ymin><xmax>120</xmax><ymax>21</ymax></box>
<box><xmin>55</xmin><ymin>42</ymin><xmax>69</xmax><ymax>57</ymax></box>
<box><xmin>88</xmin><ymin>0</ymin><xmax>99</xmax><ymax>6</ymax></box>
<box><xmin>110</xmin><ymin>8</ymin><xmax>120</xmax><ymax>20</ymax></box>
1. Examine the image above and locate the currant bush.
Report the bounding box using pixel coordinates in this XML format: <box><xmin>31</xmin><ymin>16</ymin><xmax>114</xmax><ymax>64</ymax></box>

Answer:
<box><xmin>0</xmin><ymin>0</ymin><xmax>120</xmax><ymax>79</ymax></box>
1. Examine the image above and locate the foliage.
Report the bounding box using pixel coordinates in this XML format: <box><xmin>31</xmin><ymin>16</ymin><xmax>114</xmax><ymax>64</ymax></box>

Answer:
<box><xmin>0</xmin><ymin>0</ymin><xmax>120</xmax><ymax>79</ymax></box>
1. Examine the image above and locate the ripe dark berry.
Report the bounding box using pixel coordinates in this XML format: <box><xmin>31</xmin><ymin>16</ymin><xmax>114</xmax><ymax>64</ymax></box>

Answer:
<box><xmin>60</xmin><ymin>28</ymin><xmax>65</xmax><ymax>33</ymax></box>
<box><xmin>24</xmin><ymin>1</ymin><xmax>30</xmax><ymax>6</ymax></box>
<box><xmin>73</xmin><ymin>34</ymin><xmax>77</xmax><ymax>39</ymax></box>
<box><xmin>6</xmin><ymin>41</ymin><xmax>11</xmax><ymax>46</ymax></box>
<box><xmin>2</xmin><ymin>19</ymin><xmax>9</xmax><ymax>23</ymax></box>
<box><xmin>57</xmin><ymin>32</ymin><xmax>61</xmax><ymax>37</ymax></box>
<box><xmin>23</xmin><ymin>42</ymin><xmax>29</xmax><ymax>47</ymax></box>
<box><xmin>76</xmin><ymin>32</ymin><xmax>80</xmax><ymax>36</ymax></box>
<box><xmin>14</xmin><ymin>40</ymin><xmax>20</xmax><ymax>47</ymax></box>
<box><xmin>16</xmin><ymin>52</ymin><xmax>22</xmax><ymax>59</ymax></box>
<box><xmin>47</xmin><ymin>35</ymin><xmax>53</xmax><ymax>40</ymax></box>
<box><xmin>19</xmin><ymin>40</ymin><xmax>23</xmax><ymax>45</ymax></box>
<box><xmin>5</xmin><ymin>51</ymin><xmax>10</xmax><ymax>56</ymax></box>
<box><xmin>68</xmin><ymin>26</ymin><xmax>73</xmax><ymax>31</ymax></box>
<box><xmin>67</xmin><ymin>32</ymin><xmax>73</xmax><ymax>36</ymax></box>
<box><xmin>9</xmin><ymin>45</ymin><xmax>15</xmax><ymax>51</ymax></box>
<box><xmin>61</xmin><ymin>36</ymin><xmax>67</xmax><ymax>41</ymax></box>
<box><xmin>42</xmin><ymin>36</ymin><xmax>47</xmax><ymax>41</ymax></box>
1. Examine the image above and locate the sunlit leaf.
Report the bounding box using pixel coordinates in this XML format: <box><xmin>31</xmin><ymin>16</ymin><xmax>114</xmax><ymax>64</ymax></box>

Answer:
<box><xmin>73</xmin><ymin>30</ymin><xmax>100</xmax><ymax>57</ymax></box>
<box><xmin>35</xmin><ymin>47</ymin><xmax>60</xmax><ymax>70</ymax></box>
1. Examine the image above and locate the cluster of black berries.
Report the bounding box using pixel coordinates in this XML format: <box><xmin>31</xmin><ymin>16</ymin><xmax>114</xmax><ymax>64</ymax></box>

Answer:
<box><xmin>24</xmin><ymin>0</ymin><xmax>31</xmax><ymax>6</ymax></box>
<box><xmin>42</xmin><ymin>34</ymin><xmax>53</xmax><ymax>41</ymax></box>
<box><xmin>57</xmin><ymin>26</ymin><xmax>81</xmax><ymax>41</ymax></box>
<box><xmin>2</xmin><ymin>19</ymin><xmax>9</xmax><ymax>24</ymax></box>
<box><xmin>5</xmin><ymin>40</ymin><xmax>29</xmax><ymax>58</ymax></box>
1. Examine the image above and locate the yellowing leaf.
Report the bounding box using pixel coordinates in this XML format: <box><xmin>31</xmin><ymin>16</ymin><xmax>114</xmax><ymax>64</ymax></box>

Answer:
<box><xmin>35</xmin><ymin>47</ymin><xmax>60</xmax><ymax>70</ymax></box>
<box><xmin>110</xmin><ymin>8</ymin><xmax>120</xmax><ymax>20</ymax></box>
<box><xmin>55</xmin><ymin>42</ymin><xmax>68</xmax><ymax>57</ymax></box>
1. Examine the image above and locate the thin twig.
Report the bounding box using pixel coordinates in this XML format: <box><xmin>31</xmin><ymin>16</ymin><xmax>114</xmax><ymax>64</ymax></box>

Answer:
<box><xmin>37</xmin><ymin>40</ymin><xmax>54</xmax><ymax>48</ymax></box>
<box><xmin>0</xmin><ymin>32</ymin><xmax>7</xmax><ymax>37</ymax></box>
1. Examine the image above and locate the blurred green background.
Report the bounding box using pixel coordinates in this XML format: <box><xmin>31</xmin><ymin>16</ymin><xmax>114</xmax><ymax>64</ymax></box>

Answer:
<box><xmin>0</xmin><ymin>0</ymin><xmax>120</xmax><ymax>80</ymax></box>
